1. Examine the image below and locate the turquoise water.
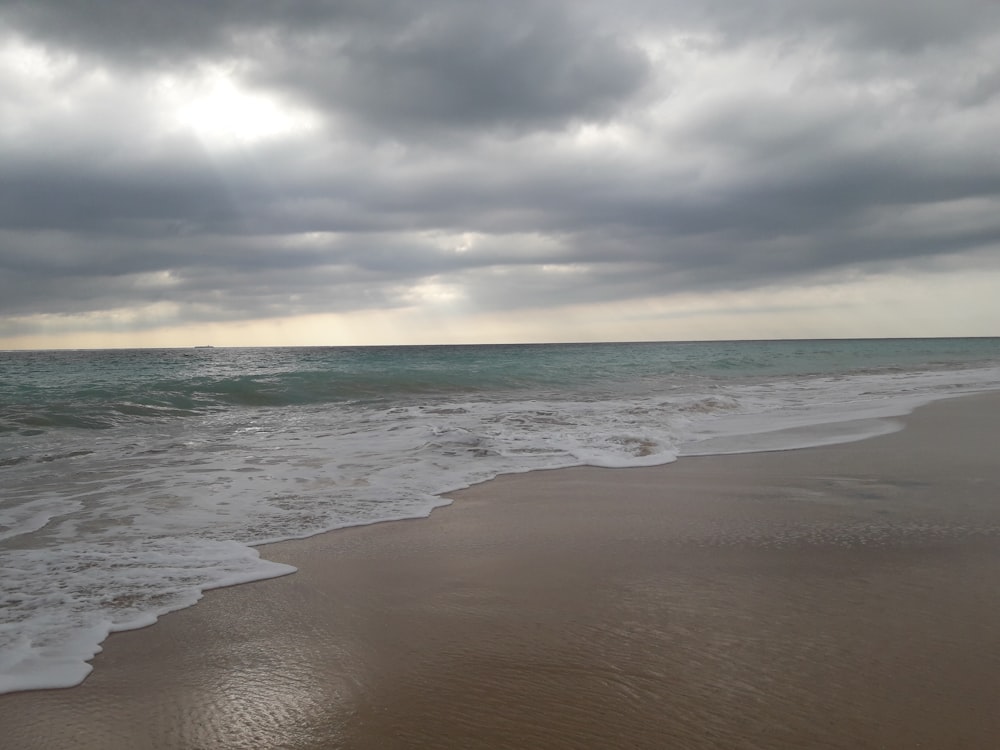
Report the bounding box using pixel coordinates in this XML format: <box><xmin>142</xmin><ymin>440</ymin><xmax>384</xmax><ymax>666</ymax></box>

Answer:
<box><xmin>2</xmin><ymin>337</ymin><xmax>1000</xmax><ymax>694</ymax></box>
<box><xmin>4</xmin><ymin>338</ymin><xmax>1000</xmax><ymax>433</ymax></box>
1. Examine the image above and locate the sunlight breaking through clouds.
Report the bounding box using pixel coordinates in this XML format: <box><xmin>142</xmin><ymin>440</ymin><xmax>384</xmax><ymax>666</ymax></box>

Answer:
<box><xmin>159</xmin><ymin>67</ymin><xmax>322</xmax><ymax>149</ymax></box>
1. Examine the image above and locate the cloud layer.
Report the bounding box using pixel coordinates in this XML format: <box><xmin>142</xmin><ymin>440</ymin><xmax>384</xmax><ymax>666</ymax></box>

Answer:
<box><xmin>2</xmin><ymin>0</ymin><xmax>999</xmax><ymax>343</ymax></box>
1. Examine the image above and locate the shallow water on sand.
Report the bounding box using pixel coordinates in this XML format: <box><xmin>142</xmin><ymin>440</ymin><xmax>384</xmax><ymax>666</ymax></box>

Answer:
<box><xmin>3</xmin><ymin>395</ymin><xmax>999</xmax><ymax>749</ymax></box>
<box><xmin>3</xmin><ymin>339</ymin><xmax>1000</xmax><ymax>695</ymax></box>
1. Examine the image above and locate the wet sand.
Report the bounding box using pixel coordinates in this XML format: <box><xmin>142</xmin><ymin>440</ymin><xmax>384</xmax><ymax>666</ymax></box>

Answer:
<box><xmin>3</xmin><ymin>393</ymin><xmax>1000</xmax><ymax>749</ymax></box>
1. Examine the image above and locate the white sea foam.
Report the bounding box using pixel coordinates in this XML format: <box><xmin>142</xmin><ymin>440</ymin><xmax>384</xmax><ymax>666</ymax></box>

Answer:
<box><xmin>0</xmin><ymin>538</ymin><xmax>294</xmax><ymax>694</ymax></box>
<box><xmin>2</xmin><ymin>360</ymin><xmax>1000</xmax><ymax>694</ymax></box>
<box><xmin>678</xmin><ymin>368</ymin><xmax>997</xmax><ymax>454</ymax></box>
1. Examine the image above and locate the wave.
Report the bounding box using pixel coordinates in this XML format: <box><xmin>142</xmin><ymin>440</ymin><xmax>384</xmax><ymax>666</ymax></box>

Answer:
<box><xmin>4</xmin><ymin>339</ymin><xmax>998</xmax><ymax>436</ymax></box>
<box><xmin>2</xmin><ymin>345</ymin><xmax>1000</xmax><ymax>694</ymax></box>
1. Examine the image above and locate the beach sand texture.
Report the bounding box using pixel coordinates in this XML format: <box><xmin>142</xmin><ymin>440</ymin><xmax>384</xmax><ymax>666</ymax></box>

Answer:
<box><xmin>2</xmin><ymin>393</ymin><xmax>999</xmax><ymax>749</ymax></box>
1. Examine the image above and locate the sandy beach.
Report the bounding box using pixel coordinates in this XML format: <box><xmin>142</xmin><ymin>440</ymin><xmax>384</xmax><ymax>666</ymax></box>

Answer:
<box><xmin>3</xmin><ymin>392</ymin><xmax>1000</xmax><ymax>749</ymax></box>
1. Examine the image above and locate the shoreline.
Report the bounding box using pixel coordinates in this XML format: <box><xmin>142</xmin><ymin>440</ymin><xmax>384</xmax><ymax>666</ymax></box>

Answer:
<box><xmin>3</xmin><ymin>392</ymin><xmax>1000</xmax><ymax>748</ymax></box>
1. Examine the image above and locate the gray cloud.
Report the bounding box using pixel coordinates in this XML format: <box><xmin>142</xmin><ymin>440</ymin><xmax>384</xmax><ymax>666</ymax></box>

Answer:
<box><xmin>1</xmin><ymin>0</ymin><xmax>999</xmax><ymax>338</ymax></box>
<box><xmin>254</xmin><ymin>6</ymin><xmax>650</xmax><ymax>137</ymax></box>
<box><xmin>4</xmin><ymin>0</ymin><xmax>650</xmax><ymax>135</ymax></box>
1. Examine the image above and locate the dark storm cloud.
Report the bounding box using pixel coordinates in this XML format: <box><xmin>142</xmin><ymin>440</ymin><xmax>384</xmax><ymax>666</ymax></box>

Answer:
<box><xmin>1</xmin><ymin>0</ymin><xmax>1000</xmax><ymax>336</ymax></box>
<box><xmin>0</xmin><ymin>155</ymin><xmax>238</xmax><ymax>234</ymax></box>
<box><xmin>254</xmin><ymin>7</ymin><xmax>649</xmax><ymax>136</ymax></box>
<box><xmin>4</xmin><ymin>0</ymin><xmax>649</xmax><ymax>135</ymax></box>
<box><xmin>1</xmin><ymin>0</ymin><xmax>364</xmax><ymax>63</ymax></box>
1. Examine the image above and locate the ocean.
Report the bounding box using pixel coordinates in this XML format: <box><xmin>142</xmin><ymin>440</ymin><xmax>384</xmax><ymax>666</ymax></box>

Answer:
<box><xmin>2</xmin><ymin>338</ymin><xmax>1000</xmax><ymax>694</ymax></box>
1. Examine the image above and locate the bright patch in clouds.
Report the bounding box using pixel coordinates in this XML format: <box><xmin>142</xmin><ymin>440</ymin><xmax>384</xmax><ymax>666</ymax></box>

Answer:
<box><xmin>160</xmin><ymin>68</ymin><xmax>320</xmax><ymax>148</ymax></box>
<box><xmin>399</xmin><ymin>278</ymin><xmax>465</xmax><ymax>306</ymax></box>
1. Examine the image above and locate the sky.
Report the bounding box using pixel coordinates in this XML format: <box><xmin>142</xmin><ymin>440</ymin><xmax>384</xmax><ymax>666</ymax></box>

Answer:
<box><xmin>2</xmin><ymin>0</ymin><xmax>999</xmax><ymax>349</ymax></box>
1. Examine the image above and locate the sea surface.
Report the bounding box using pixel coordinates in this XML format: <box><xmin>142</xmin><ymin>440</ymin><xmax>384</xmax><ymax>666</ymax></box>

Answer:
<box><xmin>2</xmin><ymin>338</ymin><xmax>1000</xmax><ymax>694</ymax></box>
